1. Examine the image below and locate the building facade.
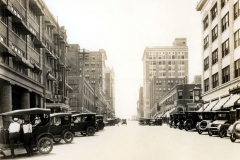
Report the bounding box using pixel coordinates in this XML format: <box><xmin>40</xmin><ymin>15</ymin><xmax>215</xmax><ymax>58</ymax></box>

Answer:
<box><xmin>137</xmin><ymin>87</ymin><xmax>144</xmax><ymax>118</ymax></box>
<box><xmin>0</xmin><ymin>0</ymin><xmax>70</xmax><ymax>127</ymax></box>
<box><xmin>105</xmin><ymin>67</ymin><xmax>115</xmax><ymax>117</ymax></box>
<box><xmin>196</xmin><ymin>0</ymin><xmax>240</xmax><ymax>111</ymax></box>
<box><xmin>142</xmin><ymin>38</ymin><xmax>189</xmax><ymax>118</ymax></box>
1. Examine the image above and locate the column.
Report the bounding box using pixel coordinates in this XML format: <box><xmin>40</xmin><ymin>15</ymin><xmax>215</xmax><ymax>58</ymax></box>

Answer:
<box><xmin>0</xmin><ymin>81</ymin><xmax>12</xmax><ymax>128</ymax></box>
<box><xmin>20</xmin><ymin>89</ymin><xmax>30</xmax><ymax>109</ymax></box>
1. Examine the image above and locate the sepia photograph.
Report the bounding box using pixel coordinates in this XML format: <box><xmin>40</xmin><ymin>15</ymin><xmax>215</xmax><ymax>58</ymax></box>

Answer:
<box><xmin>0</xmin><ymin>0</ymin><xmax>240</xmax><ymax>159</ymax></box>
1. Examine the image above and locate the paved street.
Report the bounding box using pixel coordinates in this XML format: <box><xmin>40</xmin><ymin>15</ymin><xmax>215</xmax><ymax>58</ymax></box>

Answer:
<box><xmin>1</xmin><ymin>121</ymin><xmax>240</xmax><ymax>160</ymax></box>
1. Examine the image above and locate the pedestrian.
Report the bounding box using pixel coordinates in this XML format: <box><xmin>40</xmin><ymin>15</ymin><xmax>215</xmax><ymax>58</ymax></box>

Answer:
<box><xmin>8</xmin><ymin>117</ymin><xmax>20</xmax><ymax>159</ymax></box>
<box><xmin>22</xmin><ymin>119</ymin><xmax>33</xmax><ymax>156</ymax></box>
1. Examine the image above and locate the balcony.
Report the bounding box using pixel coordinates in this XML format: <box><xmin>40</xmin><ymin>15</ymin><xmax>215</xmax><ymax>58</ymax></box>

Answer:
<box><xmin>32</xmin><ymin>63</ymin><xmax>42</xmax><ymax>74</ymax></box>
<box><xmin>46</xmin><ymin>72</ymin><xmax>56</xmax><ymax>81</ymax></box>
<box><xmin>13</xmin><ymin>54</ymin><xmax>34</xmax><ymax>69</ymax></box>
<box><xmin>12</xmin><ymin>16</ymin><xmax>35</xmax><ymax>36</ymax></box>
<box><xmin>33</xmin><ymin>36</ymin><xmax>46</xmax><ymax>48</ymax></box>
<box><xmin>45</xmin><ymin>48</ymin><xmax>56</xmax><ymax>59</ymax></box>
<box><xmin>45</xmin><ymin>20</ymin><xmax>56</xmax><ymax>29</ymax></box>
<box><xmin>29</xmin><ymin>0</ymin><xmax>45</xmax><ymax>16</ymax></box>
<box><xmin>0</xmin><ymin>35</ymin><xmax>16</xmax><ymax>57</ymax></box>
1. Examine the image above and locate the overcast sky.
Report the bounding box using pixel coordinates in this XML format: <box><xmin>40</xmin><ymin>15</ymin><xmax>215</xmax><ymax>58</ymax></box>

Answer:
<box><xmin>44</xmin><ymin>0</ymin><xmax>202</xmax><ymax>119</ymax></box>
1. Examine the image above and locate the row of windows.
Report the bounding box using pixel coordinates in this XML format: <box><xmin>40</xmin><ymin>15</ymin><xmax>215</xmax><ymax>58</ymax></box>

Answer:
<box><xmin>149</xmin><ymin>61</ymin><xmax>185</xmax><ymax>66</ymax></box>
<box><xmin>148</xmin><ymin>55</ymin><xmax>185</xmax><ymax>59</ymax></box>
<box><xmin>204</xmin><ymin>59</ymin><xmax>240</xmax><ymax>92</ymax></box>
<box><xmin>148</xmin><ymin>52</ymin><xmax>186</xmax><ymax>55</ymax></box>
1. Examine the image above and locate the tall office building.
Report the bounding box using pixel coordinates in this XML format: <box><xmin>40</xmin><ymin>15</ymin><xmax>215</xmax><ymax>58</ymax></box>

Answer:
<box><xmin>196</xmin><ymin>0</ymin><xmax>240</xmax><ymax>111</ymax></box>
<box><xmin>105</xmin><ymin>67</ymin><xmax>115</xmax><ymax>117</ymax></box>
<box><xmin>142</xmin><ymin>38</ymin><xmax>189</xmax><ymax>118</ymax></box>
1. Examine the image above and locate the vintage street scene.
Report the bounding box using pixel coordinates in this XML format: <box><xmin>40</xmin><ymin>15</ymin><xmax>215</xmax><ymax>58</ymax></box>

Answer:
<box><xmin>0</xmin><ymin>0</ymin><xmax>240</xmax><ymax>160</ymax></box>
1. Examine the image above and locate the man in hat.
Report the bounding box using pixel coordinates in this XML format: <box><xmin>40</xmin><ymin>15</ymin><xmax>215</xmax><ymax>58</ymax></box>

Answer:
<box><xmin>22</xmin><ymin>119</ymin><xmax>33</xmax><ymax>156</ymax></box>
<box><xmin>8</xmin><ymin>117</ymin><xmax>20</xmax><ymax>159</ymax></box>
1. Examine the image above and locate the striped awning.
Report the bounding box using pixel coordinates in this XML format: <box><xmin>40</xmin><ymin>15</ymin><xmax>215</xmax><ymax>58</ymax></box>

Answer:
<box><xmin>204</xmin><ymin>100</ymin><xmax>218</xmax><ymax>111</ymax></box>
<box><xmin>223</xmin><ymin>94</ymin><xmax>240</xmax><ymax>109</ymax></box>
<box><xmin>212</xmin><ymin>96</ymin><xmax>230</xmax><ymax>111</ymax></box>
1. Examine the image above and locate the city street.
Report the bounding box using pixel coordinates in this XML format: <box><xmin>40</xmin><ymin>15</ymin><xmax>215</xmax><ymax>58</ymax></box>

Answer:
<box><xmin>1</xmin><ymin>121</ymin><xmax>240</xmax><ymax>160</ymax></box>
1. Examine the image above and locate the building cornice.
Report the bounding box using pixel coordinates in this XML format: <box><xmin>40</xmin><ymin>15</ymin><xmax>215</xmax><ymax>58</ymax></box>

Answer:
<box><xmin>196</xmin><ymin>0</ymin><xmax>208</xmax><ymax>11</ymax></box>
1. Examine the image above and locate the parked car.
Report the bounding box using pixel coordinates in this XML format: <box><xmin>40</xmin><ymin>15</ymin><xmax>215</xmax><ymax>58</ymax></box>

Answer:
<box><xmin>227</xmin><ymin>108</ymin><xmax>240</xmax><ymax>142</ymax></box>
<box><xmin>0</xmin><ymin>108</ymin><xmax>54</xmax><ymax>156</ymax></box>
<box><xmin>96</xmin><ymin>115</ymin><xmax>105</xmax><ymax>130</ymax></box>
<box><xmin>71</xmin><ymin>113</ymin><xmax>96</xmax><ymax>136</ymax></box>
<box><xmin>50</xmin><ymin>113</ymin><xmax>74</xmax><ymax>143</ymax></box>
<box><xmin>170</xmin><ymin>114</ymin><xmax>180</xmax><ymax>129</ymax></box>
<box><xmin>184</xmin><ymin>111</ymin><xmax>202</xmax><ymax>131</ymax></box>
<box><xmin>138</xmin><ymin>118</ymin><xmax>145</xmax><ymax>125</ymax></box>
<box><xmin>208</xmin><ymin>111</ymin><xmax>230</xmax><ymax>137</ymax></box>
<box><xmin>177</xmin><ymin>113</ymin><xmax>186</xmax><ymax>130</ymax></box>
<box><xmin>105</xmin><ymin>118</ymin><xmax>115</xmax><ymax>126</ymax></box>
<box><xmin>197</xmin><ymin>111</ymin><xmax>215</xmax><ymax>134</ymax></box>
<box><xmin>121</xmin><ymin>119</ymin><xmax>127</xmax><ymax>125</ymax></box>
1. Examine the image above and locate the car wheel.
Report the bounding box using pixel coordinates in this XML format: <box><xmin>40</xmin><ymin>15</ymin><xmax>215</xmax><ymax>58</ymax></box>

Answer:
<box><xmin>230</xmin><ymin>133</ymin><xmax>236</xmax><ymax>142</ymax></box>
<box><xmin>98</xmin><ymin>124</ymin><xmax>104</xmax><ymax>130</ymax></box>
<box><xmin>95</xmin><ymin>125</ymin><xmax>99</xmax><ymax>132</ymax></box>
<box><xmin>53</xmin><ymin>138</ymin><xmax>61</xmax><ymax>143</ymax></box>
<box><xmin>219</xmin><ymin>129</ymin><xmax>226</xmax><ymax>138</ymax></box>
<box><xmin>179</xmin><ymin>126</ymin><xmax>183</xmax><ymax>130</ymax></box>
<box><xmin>63</xmin><ymin>131</ymin><xmax>74</xmax><ymax>143</ymax></box>
<box><xmin>37</xmin><ymin>137</ymin><xmax>53</xmax><ymax>154</ymax></box>
<box><xmin>208</xmin><ymin>130</ymin><xmax>213</xmax><ymax>136</ymax></box>
<box><xmin>87</xmin><ymin>126</ymin><xmax>95</xmax><ymax>136</ymax></box>
<box><xmin>198</xmin><ymin>129</ymin><xmax>202</xmax><ymax>134</ymax></box>
<box><xmin>81</xmin><ymin>132</ymin><xmax>87</xmax><ymax>136</ymax></box>
<box><xmin>184</xmin><ymin>126</ymin><xmax>188</xmax><ymax>131</ymax></box>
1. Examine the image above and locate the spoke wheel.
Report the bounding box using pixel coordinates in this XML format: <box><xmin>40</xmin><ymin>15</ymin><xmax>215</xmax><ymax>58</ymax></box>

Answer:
<box><xmin>87</xmin><ymin>126</ymin><xmax>95</xmax><ymax>136</ymax></box>
<box><xmin>53</xmin><ymin>138</ymin><xmax>61</xmax><ymax>143</ymax></box>
<box><xmin>63</xmin><ymin>131</ymin><xmax>74</xmax><ymax>143</ymax></box>
<box><xmin>230</xmin><ymin>133</ymin><xmax>236</xmax><ymax>142</ymax></box>
<box><xmin>219</xmin><ymin>129</ymin><xmax>226</xmax><ymax>138</ymax></box>
<box><xmin>198</xmin><ymin>129</ymin><xmax>202</xmax><ymax>134</ymax></box>
<box><xmin>37</xmin><ymin>137</ymin><xmax>53</xmax><ymax>154</ymax></box>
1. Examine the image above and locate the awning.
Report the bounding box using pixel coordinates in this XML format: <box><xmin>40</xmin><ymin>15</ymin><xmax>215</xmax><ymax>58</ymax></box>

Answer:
<box><xmin>204</xmin><ymin>100</ymin><xmax>218</xmax><ymax>111</ymax></box>
<box><xmin>65</xmin><ymin>83</ymin><xmax>73</xmax><ymax>91</ymax></box>
<box><xmin>46</xmin><ymin>103</ymin><xmax>70</xmax><ymax>109</ymax></box>
<box><xmin>223</xmin><ymin>94</ymin><xmax>240</xmax><ymax>109</ymax></box>
<box><xmin>212</xmin><ymin>96</ymin><xmax>230</xmax><ymax>111</ymax></box>
<box><xmin>33</xmin><ymin>37</ymin><xmax>46</xmax><ymax>48</ymax></box>
<box><xmin>0</xmin><ymin>40</ymin><xmax>16</xmax><ymax>57</ymax></box>
<box><xmin>166</xmin><ymin>107</ymin><xmax>177</xmax><ymax>117</ymax></box>
<box><xmin>46</xmin><ymin>72</ymin><xmax>56</xmax><ymax>81</ymax></box>
<box><xmin>29</xmin><ymin>0</ymin><xmax>45</xmax><ymax>16</ymax></box>
<box><xmin>197</xmin><ymin>103</ymin><xmax>209</xmax><ymax>111</ymax></box>
<box><xmin>13</xmin><ymin>55</ymin><xmax>34</xmax><ymax>68</ymax></box>
<box><xmin>45</xmin><ymin>48</ymin><xmax>56</xmax><ymax>59</ymax></box>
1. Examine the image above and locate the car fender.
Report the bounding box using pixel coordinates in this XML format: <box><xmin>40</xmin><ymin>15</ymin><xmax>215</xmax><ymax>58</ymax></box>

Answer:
<box><xmin>35</xmin><ymin>133</ymin><xmax>54</xmax><ymax>143</ymax></box>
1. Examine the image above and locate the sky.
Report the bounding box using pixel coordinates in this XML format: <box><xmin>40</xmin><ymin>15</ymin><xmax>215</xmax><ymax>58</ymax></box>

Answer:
<box><xmin>44</xmin><ymin>0</ymin><xmax>202</xmax><ymax>119</ymax></box>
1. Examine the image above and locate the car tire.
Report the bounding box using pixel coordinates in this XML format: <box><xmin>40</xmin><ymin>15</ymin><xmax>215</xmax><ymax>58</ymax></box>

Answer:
<box><xmin>87</xmin><ymin>126</ymin><xmax>95</xmax><ymax>136</ymax></box>
<box><xmin>98</xmin><ymin>124</ymin><xmax>104</xmax><ymax>130</ymax></box>
<box><xmin>219</xmin><ymin>129</ymin><xmax>226</xmax><ymax>138</ymax></box>
<box><xmin>63</xmin><ymin>131</ymin><xmax>74</xmax><ymax>143</ymax></box>
<box><xmin>230</xmin><ymin>133</ymin><xmax>236</xmax><ymax>142</ymax></box>
<box><xmin>37</xmin><ymin>137</ymin><xmax>53</xmax><ymax>154</ymax></box>
<box><xmin>53</xmin><ymin>138</ymin><xmax>61</xmax><ymax>143</ymax></box>
<box><xmin>208</xmin><ymin>130</ymin><xmax>213</xmax><ymax>136</ymax></box>
<box><xmin>198</xmin><ymin>129</ymin><xmax>202</xmax><ymax>134</ymax></box>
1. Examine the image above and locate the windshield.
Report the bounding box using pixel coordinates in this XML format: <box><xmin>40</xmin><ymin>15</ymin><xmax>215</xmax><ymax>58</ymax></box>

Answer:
<box><xmin>202</xmin><ymin>113</ymin><xmax>214</xmax><ymax>120</ymax></box>
<box><xmin>216</xmin><ymin>113</ymin><xmax>228</xmax><ymax>120</ymax></box>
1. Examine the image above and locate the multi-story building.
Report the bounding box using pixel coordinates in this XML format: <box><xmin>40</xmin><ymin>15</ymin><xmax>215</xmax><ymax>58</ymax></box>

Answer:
<box><xmin>142</xmin><ymin>38</ymin><xmax>189</xmax><ymax>118</ymax></box>
<box><xmin>66</xmin><ymin>44</ymin><xmax>109</xmax><ymax>116</ymax></box>
<box><xmin>137</xmin><ymin>87</ymin><xmax>144</xmax><ymax>118</ymax></box>
<box><xmin>0</xmin><ymin>0</ymin><xmax>70</xmax><ymax>127</ymax></box>
<box><xmin>196</xmin><ymin>0</ymin><xmax>240</xmax><ymax>111</ymax></box>
<box><xmin>105</xmin><ymin>67</ymin><xmax>115</xmax><ymax>117</ymax></box>
<box><xmin>192</xmin><ymin>75</ymin><xmax>202</xmax><ymax>84</ymax></box>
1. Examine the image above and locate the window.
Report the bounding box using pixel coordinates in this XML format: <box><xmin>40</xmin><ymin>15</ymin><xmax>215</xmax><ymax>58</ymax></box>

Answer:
<box><xmin>221</xmin><ymin>0</ymin><xmax>229</xmax><ymax>8</ymax></box>
<box><xmin>204</xmin><ymin>78</ymin><xmax>209</xmax><ymax>92</ymax></box>
<box><xmin>222</xmin><ymin>12</ymin><xmax>229</xmax><ymax>32</ymax></box>
<box><xmin>204</xmin><ymin>57</ymin><xmax>209</xmax><ymax>71</ymax></box>
<box><xmin>212</xmin><ymin>73</ymin><xmax>219</xmax><ymax>88</ymax></box>
<box><xmin>222</xmin><ymin>39</ymin><xmax>229</xmax><ymax>57</ymax></box>
<box><xmin>0</xmin><ymin>8</ymin><xmax>7</xmax><ymax>24</ymax></box>
<box><xmin>212</xmin><ymin>25</ymin><xmax>218</xmax><ymax>41</ymax></box>
<box><xmin>234</xmin><ymin>30</ymin><xmax>240</xmax><ymax>49</ymax></box>
<box><xmin>178</xmin><ymin>91</ymin><xmax>183</xmax><ymax>99</ymax></box>
<box><xmin>234</xmin><ymin>1</ymin><xmax>239</xmax><ymax>20</ymax></box>
<box><xmin>203</xmin><ymin>16</ymin><xmax>209</xmax><ymax>30</ymax></box>
<box><xmin>235</xmin><ymin>59</ymin><xmax>240</xmax><ymax>78</ymax></box>
<box><xmin>211</xmin><ymin>3</ymin><xmax>218</xmax><ymax>20</ymax></box>
<box><xmin>204</xmin><ymin>36</ymin><xmax>209</xmax><ymax>50</ymax></box>
<box><xmin>212</xmin><ymin>49</ymin><xmax>218</xmax><ymax>65</ymax></box>
<box><xmin>222</xmin><ymin>66</ymin><xmax>230</xmax><ymax>83</ymax></box>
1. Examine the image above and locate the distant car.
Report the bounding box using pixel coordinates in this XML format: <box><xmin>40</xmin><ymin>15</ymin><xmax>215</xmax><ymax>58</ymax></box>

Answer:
<box><xmin>96</xmin><ymin>115</ymin><xmax>105</xmax><ymax>130</ymax></box>
<box><xmin>121</xmin><ymin>119</ymin><xmax>127</xmax><ymax>125</ymax></box>
<box><xmin>197</xmin><ymin>111</ymin><xmax>215</xmax><ymax>134</ymax></box>
<box><xmin>71</xmin><ymin>113</ymin><xmax>97</xmax><ymax>136</ymax></box>
<box><xmin>184</xmin><ymin>111</ymin><xmax>202</xmax><ymax>131</ymax></box>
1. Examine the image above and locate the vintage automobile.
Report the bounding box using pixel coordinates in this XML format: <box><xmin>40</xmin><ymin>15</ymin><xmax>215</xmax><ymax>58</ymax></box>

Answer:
<box><xmin>71</xmin><ymin>113</ymin><xmax>96</xmax><ymax>136</ymax></box>
<box><xmin>208</xmin><ymin>111</ymin><xmax>230</xmax><ymax>137</ymax></box>
<box><xmin>105</xmin><ymin>118</ymin><xmax>116</xmax><ymax>126</ymax></box>
<box><xmin>121</xmin><ymin>119</ymin><xmax>127</xmax><ymax>125</ymax></box>
<box><xmin>184</xmin><ymin>111</ymin><xmax>202</xmax><ymax>131</ymax></box>
<box><xmin>96</xmin><ymin>115</ymin><xmax>105</xmax><ymax>130</ymax></box>
<box><xmin>138</xmin><ymin>118</ymin><xmax>145</xmax><ymax>125</ymax></box>
<box><xmin>149</xmin><ymin>119</ymin><xmax>156</xmax><ymax>126</ymax></box>
<box><xmin>49</xmin><ymin>113</ymin><xmax>74</xmax><ymax>143</ymax></box>
<box><xmin>170</xmin><ymin>114</ymin><xmax>180</xmax><ymax>129</ymax></box>
<box><xmin>197</xmin><ymin>111</ymin><xmax>215</xmax><ymax>134</ymax></box>
<box><xmin>227</xmin><ymin>108</ymin><xmax>240</xmax><ymax>142</ymax></box>
<box><xmin>177</xmin><ymin>113</ymin><xmax>185</xmax><ymax>130</ymax></box>
<box><xmin>0</xmin><ymin>108</ymin><xmax>54</xmax><ymax>156</ymax></box>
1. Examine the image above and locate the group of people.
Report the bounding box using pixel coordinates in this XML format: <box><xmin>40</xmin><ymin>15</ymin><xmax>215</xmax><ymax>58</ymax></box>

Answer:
<box><xmin>8</xmin><ymin>117</ymin><xmax>36</xmax><ymax>159</ymax></box>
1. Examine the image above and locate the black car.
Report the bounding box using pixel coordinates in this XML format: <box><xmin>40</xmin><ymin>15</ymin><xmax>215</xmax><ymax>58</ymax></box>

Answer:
<box><xmin>184</xmin><ymin>111</ymin><xmax>202</xmax><ymax>131</ymax></box>
<box><xmin>121</xmin><ymin>119</ymin><xmax>127</xmax><ymax>125</ymax></box>
<box><xmin>49</xmin><ymin>113</ymin><xmax>74</xmax><ymax>143</ymax></box>
<box><xmin>96</xmin><ymin>115</ymin><xmax>105</xmax><ymax>130</ymax></box>
<box><xmin>0</xmin><ymin>108</ymin><xmax>54</xmax><ymax>156</ymax></box>
<box><xmin>170</xmin><ymin>113</ymin><xmax>180</xmax><ymax>129</ymax></box>
<box><xmin>177</xmin><ymin>113</ymin><xmax>186</xmax><ymax>130</ymax></box>
<box><xmin>197</xmin><ymin>111</ymin><xmax>215</xmax><ymax>134</ymax></box>
<box><xmin>71</xmin><ymin>113</ymin><xmax>96</xmax><ymax>136</ymax></box>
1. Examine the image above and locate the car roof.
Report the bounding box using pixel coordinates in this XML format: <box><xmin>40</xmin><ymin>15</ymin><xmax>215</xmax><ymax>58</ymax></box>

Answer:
<box><xmin>50</xmin><ymin>113</ymin><xmax>72</xmax><ymax>117</ymax></box>
<box><xmin>0</xmin><ymin>108</ymin><xmax>51</xmax><ymax>116</ymax></box>
<box><xmin>96</xmin><ymin>115</ymin><xmax>103</xmax><ymax>117</ymax></box>
<box><xmin>72</xmin><ymin>113</ymin><xmax>96</xmax><ymax>117</ymax></box>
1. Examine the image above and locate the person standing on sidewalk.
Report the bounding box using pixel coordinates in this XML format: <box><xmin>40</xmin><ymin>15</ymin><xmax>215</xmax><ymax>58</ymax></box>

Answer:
<box><xmin>22</xmin><ymin>119</ymin><xmax>33</xmax><ymax>156</ymax></box>
<box><xmin>8</xmin><ymin>117</ymin><xmax>20</xmax><ymax>159</ymax></box>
